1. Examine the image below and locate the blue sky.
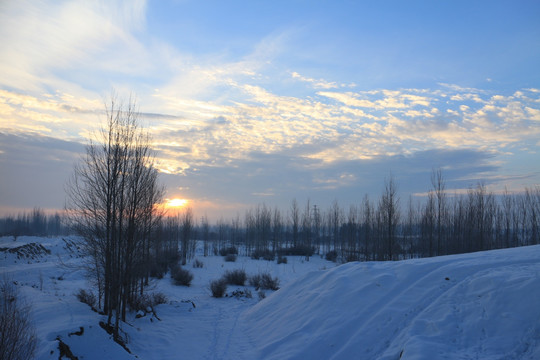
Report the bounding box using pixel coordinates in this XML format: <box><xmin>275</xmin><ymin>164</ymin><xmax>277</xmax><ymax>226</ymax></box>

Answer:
<box><xmin>1</xmin><ymin>0</ymin><xmax>539</xmax><ymax>219</ymax></box>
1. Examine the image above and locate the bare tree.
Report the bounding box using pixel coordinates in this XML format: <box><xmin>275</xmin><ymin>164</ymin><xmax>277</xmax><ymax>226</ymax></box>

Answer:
<box><xmin>404</xmin><ymin>195</ymin><xmax>419</xmax><ymax>259</ymax></box>
<box><xmin>245</xmin><ymin>209</ymin><xmax>255</xmax><ymax>255</ymax></box>
<box><xmin>180</xmin><ymin>207</ymin><xmax>194</xmax><ymax>265</ymax></box>
<box><xmin>329</xmin><ymin>200</ymin><xmax>342</xmax><ymax>254</ymax></box>
<box><xmin>360</xmin><ymin>195</ymin><xmax>373</xmax><ymax>261</ymax></box>
<box><xmin>501</xmin><ymin>187</ymin><xmax>516</xmax><ymax>248</ymax></box>
<box><xmin>450</xmin><ymin>194</ymin><xmax>466</xmax><ymax>254</ymax></box>
<box><xmin>231</xmin><ymin>213</ymin><xmax>241</xmax><ymax>249</ymax></box>
<box><xmin>421</xmin><ymin>191</ymin><xmax>436</xmax><ymax>257</ymax></box>
<box><xmin>255</xmin><ymin>204</ymin><xmax>272</xmax><ymax>254</ymax></box>
<box><xmin>524</xmin><ymin>187</ymin><xmax>540</xmax><ymax>245</ymax></box>
<box><xmin>290</xmin><ymin>199</ymin><xmax>300</xmax><ymax>248</ymax></box>
<box><xmin>66</xmin><ymin>96</ymin><xmax>163</xmax><ymax>339</ymax></box>
<box><xmin>301</xmin><ymin>199</ymin><xmax>312</xmax><ymax>258</ymax></box>
<box><xmin>272</xmin><ymin>207</ymin><xmax>283</xmax><ymax>253</ymax></box>
<box><xmin>0</xmin><ymin>277</ymin><xmax>37</xmax><ymax>360</ymax></box>
<box><xmin>201</xmin><ymin>215</ymin><xmax>210</xmax><ymax>257</ymax></box>
<box><xmin>343</xmin><ymin>205</ymin><xmax>358</xmax><ymax>262</ymax></box>
<box><xmin>379</xmin><ymin>176</ymin><xmax>400</xmax><ymax>260</ymax></box>
<box><xmin>312</xmin><ymin>204</ymin><xmax>321</xmax><ymax>254</ymax></box>
<box><xmin>431</xmin><ymin>169</ymin><xmax>448</xmax><ymax>255</ymax></box>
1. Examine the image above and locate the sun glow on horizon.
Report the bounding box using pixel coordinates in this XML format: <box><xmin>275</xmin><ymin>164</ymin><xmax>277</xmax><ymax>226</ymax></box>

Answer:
<box><xmin>165</xmin><ymin>198</ymin><xmax>189</xmax><ymax>209</ymax></box>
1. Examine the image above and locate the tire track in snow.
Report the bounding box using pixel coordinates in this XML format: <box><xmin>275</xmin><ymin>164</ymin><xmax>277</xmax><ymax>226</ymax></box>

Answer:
<box><xmin>203</xmin><ymin>296</ymin><xmax>254</xmax><ymax>360</ymax></box>
<box><xmin>327</xmin><ymin>262</ymin><xmax>461</xmax><ymax>358</ymax></box>
<box><xmin>210</xmin><ymin>303</ymin><xmax>222</xmax><ymax>360</ymax></box>
<box><xmin>380</xmin><ymin>258</ymin><xmax>540</xmax><ymax>359</ymax></box>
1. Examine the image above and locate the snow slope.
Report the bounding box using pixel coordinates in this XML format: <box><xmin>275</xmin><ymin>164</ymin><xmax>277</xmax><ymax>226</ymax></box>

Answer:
<box><xmin>2</xmin><ymin>236</ymin><xmax>540</xmax><ymax>359</ymax></box>
<box><xmin>241</xmin><ymin>246</ymin><xmax>540</xmax><ymax>360</ymax></box>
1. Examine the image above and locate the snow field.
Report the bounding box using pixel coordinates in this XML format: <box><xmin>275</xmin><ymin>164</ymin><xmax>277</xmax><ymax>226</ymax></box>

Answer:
<box><xmin>0</xmin><ymin>236</ymin><xmax>332</xmax><ymax>359</ymax></box>
<box><xmin>2</xmin><ymin>236</ymin><xmax>540</xmax><ymax>359</ymax></box>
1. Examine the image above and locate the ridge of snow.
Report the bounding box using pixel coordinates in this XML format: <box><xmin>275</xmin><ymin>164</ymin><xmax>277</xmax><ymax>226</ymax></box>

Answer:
<box><xmin>241</xmin><ymin>246</ymin><xmax>540</xmax><ymax>360</ymax></box>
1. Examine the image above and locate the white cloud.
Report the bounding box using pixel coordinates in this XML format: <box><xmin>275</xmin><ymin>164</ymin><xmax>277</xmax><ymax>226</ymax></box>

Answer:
<box><xmin>4</xmin><ymin>80</ymin><xmax>540</xmax><ymax>174</ymax></box>
<box><xmin>0</xmin><ymin>1</ymin><xmax>539</xmax><ymax>179</ymax></box>
<box><xmin>526</xmin><ymin>107</ymin><xmax>540</xmax><ymax>121</ymax></box>
<box><xmin>318</xmin><ymin>91</ymin><xmax>377</xmax><ymax>108</ymax></box>
<box><xmin>0</xmin><ymin>0</ymin><xmax>149</xmax><ymax>92</ymax></box>
<box><xmin>319</xmin><ymin>90</ymin><xmax>431</xmax><ymax>110</ymax></box>
<box><xmin>291</xmin><ymin>71</ymin><xmax>340</xmax><ymax>89</ymax></box>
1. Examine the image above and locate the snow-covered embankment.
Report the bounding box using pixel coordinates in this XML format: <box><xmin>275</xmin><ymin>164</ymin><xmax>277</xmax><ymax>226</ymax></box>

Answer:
<box><xmin>242</xmin><ymin>246</ymin><xmax>540</xmax><ymax>360</ymax></box>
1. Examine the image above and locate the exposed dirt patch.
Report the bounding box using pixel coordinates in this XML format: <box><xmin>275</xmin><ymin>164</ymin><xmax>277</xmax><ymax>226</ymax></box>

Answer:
<box><xmin>0</xmin><ymin>242</ymin><xmax>51</xmax><ymax>259</ymax></box>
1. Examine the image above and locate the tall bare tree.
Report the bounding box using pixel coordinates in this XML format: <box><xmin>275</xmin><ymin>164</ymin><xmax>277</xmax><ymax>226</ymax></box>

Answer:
<box><xmin>0</xmin><ymin>277</ymin><xmax>37</xmax><ymax>360</ymax></box>
<box><xmin>379</xmin><ymin>176</ymin><xmax>400</xmax><ymax>260</ymax></box>
<box><xmin>431</xmin><ymin>168</ymin><xmax>448</xmax><ymax>255</ymax></box>
<box><xmin>360</xmin><ymin>195</ymin><xmax>373</xmax><ymax>261</ymax></box>
<box><xmin>272</xmin><ymin>207</ymin><xmax>283</xmax><ymax>253</ymax></box>
<box><xmin>290</xmin><ymin>199</ymin><xmax>300</xmax><ymax>248</ymax></box>
<box><xmin>66</xmin><ymin>96</ymin><xmax>163</xmax><ymax>340</ymax></box>
<box><xmin>301</xmin><ymin>199</ymin><xmax>312</xmax><ymax>257</ymax></box>
<box><xmin>201</xmin><ymin>215</ymin><xmax>210</xmax><ymax>257</ymax></box>
<box><xmin>329</xmin><ymin>200</ymin><xmax>342</xmax><ymax>253</ymax></box>
<box><xmin>180</xmin><ymin>207</ymin><xmax>194</xmax><ymax>265</ymax></box>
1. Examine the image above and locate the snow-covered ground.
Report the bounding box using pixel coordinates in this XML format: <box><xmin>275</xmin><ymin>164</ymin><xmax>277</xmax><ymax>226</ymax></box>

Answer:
<box><xmin>1</xmin><ymin>236</ymin><xmax>540</xmax><ymax>359</ymax></box>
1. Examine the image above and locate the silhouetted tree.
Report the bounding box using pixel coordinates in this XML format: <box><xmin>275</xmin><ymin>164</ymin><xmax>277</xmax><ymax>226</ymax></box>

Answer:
<box><xmin>0</xmin><ymin>277</ymin><xmax>37</xmax><ymax>360</ymax></box>
<box><xmin>379</xmin><ymin>176</ymin><xmax>400</xmax><ymax>260</ymax></box>
<box><xmin>66</xmin><ymin>96</ymin><xmax>163</xmax><ymax>340</ymax></box>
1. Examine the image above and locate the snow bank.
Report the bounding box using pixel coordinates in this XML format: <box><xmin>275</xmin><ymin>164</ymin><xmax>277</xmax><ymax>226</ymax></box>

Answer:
<box><xmin>242</xmin><ymin>246</ymin><xmax>540</xmax><ymax>360</ymax></box>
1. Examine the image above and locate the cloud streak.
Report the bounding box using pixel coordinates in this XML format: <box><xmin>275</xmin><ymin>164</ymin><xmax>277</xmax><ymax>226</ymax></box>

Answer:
<box><xmin>0</xmin><ymin>1</ymin><xmax>149</xmax><ymax>92</ymax></box>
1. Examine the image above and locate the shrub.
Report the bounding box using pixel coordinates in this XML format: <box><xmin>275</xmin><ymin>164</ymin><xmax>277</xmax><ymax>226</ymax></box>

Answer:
<box><xmin>1</xmin><ymin>277</ymin><xmax>37</xmax><ymax>360</ymax></box>
<box><xmin>277</xmin><ymin>255</ymin><xmax>287</xmax><ymax>264</ymax></box>
<box><xmin>210</xmin><ymin>279</ymin><xmax>228</xmax><ymax>298</ymax></box>
<box><xmin>231</xmin><ymin>288</ymin><xmax>252</xmax><ymax>299</ymax></box>
<box><xmin>149</xmin><ymin>259</ymin><xmax>168</xmax><ymax>279</ymax></box>
<box><xmin>224</xmin><ymin>253</ymin><xmax>237</xmax><ymax>262</ymax></box>
<box><xmin>251</xmin><ymin>248</ymin><xmax>275</xmax><ymax>261</ymax></box>
<box><xmin>249</xmin><ymin>274</ymin><xmax>260</xmax><ymax>288</ymax></box>
<box><xmin>193</xmin><ymin>259</ymin><xmax>204</xmax><ymax>268</ymax></box>
<box><xmin>171</xmin><ymin>265</ymin><xmax>194</xmax><ymax>286</ymax></box>
<box><xmin>130</xmin><ymin>292</ymin><xmax>168</xmax><ymax>313</ymax></box>
<box><xmin>223</xmin><ymin>269</ymin><xmax>247</xmax><ymax>286</ymax></box>
<box><xmin>325</xmin><ymin>250</ymin><xmax>338</xmax><ymax>262</ymax></box>
<box><xmin>278</xmin><ymin>245</ymin><xmax>315</xmax><ymax>257</ymax></box>
<box><xmin>258</xmin><ymin>290</ymin><xmax>266</xmax><ymax>300</ymax></box>
<box><xmin>130</xmin><ymin>293</ymin><xmax>152</xmax><ymax>312</ymax></box>
<box><xmin>150</xmin><ymin>249</ymin><xmax>180</xmax><ymax>279</ymax></box>
<box><xmin>249</xmin><ymin>273</ymin><xmax>280</xmax><ymax>291</ymax></box>
<box><xmin>219</xmin><ymin>246</ymin><xmax>238</xmax><ymax>256</ymax></box>
<box><xmin>76</xmin><ymin>288</ymin><xmax>97</xmax><ymax>309</ymax></box>
<box><xmin>151</xmin><ymin>292</ymin><xmax>168</xmax><ymax>306</ymax></box>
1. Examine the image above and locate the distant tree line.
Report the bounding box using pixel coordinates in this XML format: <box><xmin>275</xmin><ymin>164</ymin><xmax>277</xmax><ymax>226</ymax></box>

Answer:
<box><xmin>189</xmin><ymin>170</ymin><xmax>540</xmax><ymax>262</ymax></box>
<box><xmin>3</xmin><ymin>171</ymin><xmax>538</xmax><ymax>267</ymax></box>
<box><xmin>0</xmin><ymin>208</ymin><xmax>68</xmax><ymax>238</ymax></box>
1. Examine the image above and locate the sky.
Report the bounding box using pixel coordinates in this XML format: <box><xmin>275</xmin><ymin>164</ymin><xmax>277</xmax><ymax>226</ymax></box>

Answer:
<box><xmin>1</xmin><ymin>0</ymin><xmax>540</xmax><ymax>221</ymax></box>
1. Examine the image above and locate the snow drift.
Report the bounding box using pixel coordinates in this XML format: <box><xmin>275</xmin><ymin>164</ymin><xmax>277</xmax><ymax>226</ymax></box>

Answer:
<box><xmin>241</xmin><ymin>246</ymin><xmax>540</xmax><ymax>360</ymax></box>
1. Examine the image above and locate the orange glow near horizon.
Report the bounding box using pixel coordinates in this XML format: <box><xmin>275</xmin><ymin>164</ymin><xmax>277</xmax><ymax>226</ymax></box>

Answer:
<box><xmin>160</xmin><ymin>198</ymin><xmax>190</xmax><ymax>216</ymax></box>
<box><xmin>165</xmin><ymin>198</ymin><xmax>189</xmax><ymax>209</ymax></box>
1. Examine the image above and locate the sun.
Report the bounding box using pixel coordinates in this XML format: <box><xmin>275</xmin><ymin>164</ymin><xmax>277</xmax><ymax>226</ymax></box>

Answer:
<box><xmin>165</xmin><ymin>198</ymin><xmax>189</xmax><ymax>208</ymax></box>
